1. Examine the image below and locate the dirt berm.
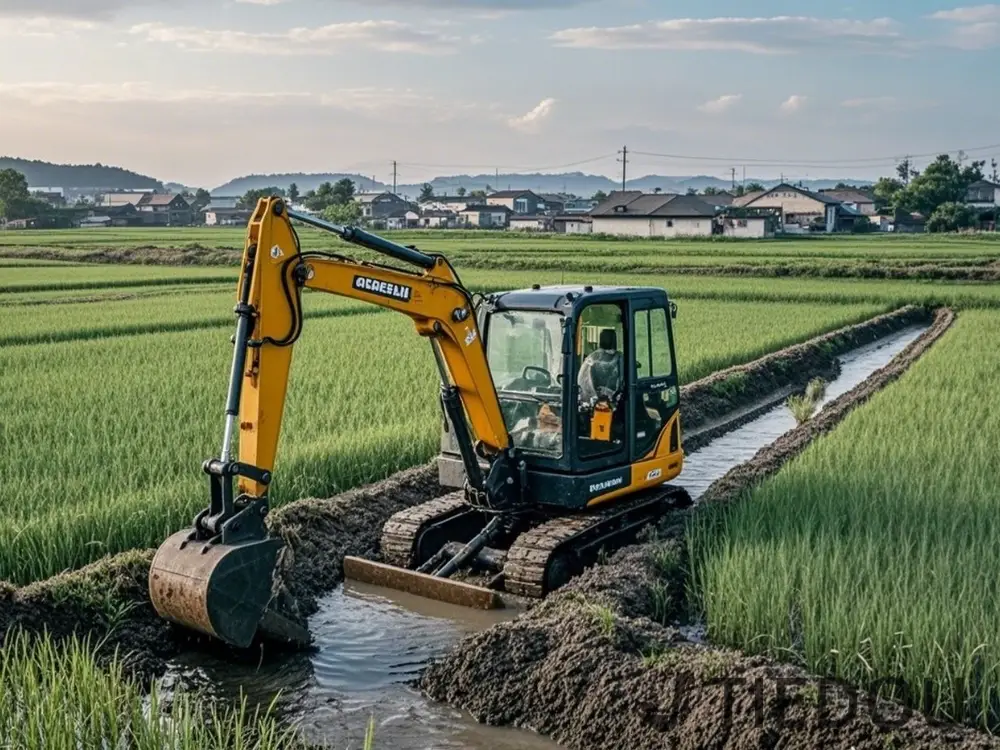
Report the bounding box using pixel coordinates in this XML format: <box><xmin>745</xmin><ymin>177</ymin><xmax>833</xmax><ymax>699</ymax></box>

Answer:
<box><xmin>423</xmin><ymin>308</ymin><xmax>966</xmax><ymax>750</ymax></box>
<box><xmin>0</xmin><ymin>306</ymin><xmax>930</xmax><ymax>686</ymax></box>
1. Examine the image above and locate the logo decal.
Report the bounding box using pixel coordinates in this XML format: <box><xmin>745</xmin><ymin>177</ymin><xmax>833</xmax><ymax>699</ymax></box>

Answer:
<box><xmin>646</xmin><ymin>468</ymin><xmax>663</xmax><ymax>481</ymax></box>
<box><xmin>589</xmin><ymin>476</ymin><xmax>625</xmax><ymax>494</ymax></box>
<box><xmin>464</xmin><ymin>328</ymin><xmax>478</xmax><ymax>347</ymax></box>
<box><xmin>353</xmin><ymin>275</ymin><xmax>412</xmax><ymax>302</ymax></box>
<box><xmin>270</xmin><ymin>245</ymin><xmax>284</xmax><ymax>259</ymax></box>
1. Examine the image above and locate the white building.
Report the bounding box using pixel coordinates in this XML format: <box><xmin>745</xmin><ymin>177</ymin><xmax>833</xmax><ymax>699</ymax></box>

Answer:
<box><xmin>590</xmin><ymin>192</ymin><xmax>716</xmax><ymax>238</ymax></box>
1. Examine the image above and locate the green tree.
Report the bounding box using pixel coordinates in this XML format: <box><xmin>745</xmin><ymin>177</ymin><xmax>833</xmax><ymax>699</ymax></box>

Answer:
<box><xmin>896</xmin><ymin>158</ymin><xmax>918</xmax><ymax>185</ymax></box>
<box><xmin>322</xmin><ymin>200</ymin><xmax>362</xmax><ymax>225</ymax></box>
<box><xmin>873</xmin><ymin>177</ymin><xmax>905</xmax><ymax>212</ymax></box>
<box><xmin>469</xmin><ymin>189</ymin><xmax>487</xmax><ymax>200</ymax></box>
<box><xmin>419</xmin><ymin>183</ymin><xmax>435</xmax><ymax>202</ymax></box>
<box><xmin>238</xmin><ymin>186</ymin><xmax>283</xmax><ymax>209</ymax></box>
<box><xmin>684</xmin><ymin>187</ymin><xmax>696</xmax><ymax>195</ymax></box>
<box><xmin>331</xmin><ymin>178</ymin><xmax>356</xmax><ymax>206</ymax></box>
<box><xmin>898</xmin><ymin>154</ymin><xmax>984</xmax><ymax>215</ymax></box>
<box><xmin>456</xmin><ymin>187</ymin><xmax>467</xmax><ymax>197</ymax></box>
<box><xmin>0</xmin><ymin>169</ymin><xmax>47</xmax><ymax>220</ymax></box>
<box><xmin>926</xmin><ymin>201</ymin><xmax>977</xmax><ymax>233</ymax></box>
<box><xmin>288</xmin><ymin>182</ymin><xmax>300</xmax><ymax>203</ymax></box>
<box><xmin>702</xmin><ymin>186</ymin><xmax>724</xmax><ymax>195</ymax></box>
<box><xmin>591</xmin><ymin>190</ymin><xmax>608</xmax><ymax>203</ymax></box>
<box><xmin>745</xmin><ymin>182</ymin><xmax>765</xmax><ymax>192</ymax></box>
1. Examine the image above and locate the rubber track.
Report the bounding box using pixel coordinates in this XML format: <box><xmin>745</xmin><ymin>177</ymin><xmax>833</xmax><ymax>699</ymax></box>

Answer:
<box><xmin>380</xmin><ymin>492</ymin><xmax>466</xmax><ymax>568</ymax></box>
<box><xmin>504</xmin><ymin>487</ymin><xmax>690</xmax><ymax>598</ymax></box>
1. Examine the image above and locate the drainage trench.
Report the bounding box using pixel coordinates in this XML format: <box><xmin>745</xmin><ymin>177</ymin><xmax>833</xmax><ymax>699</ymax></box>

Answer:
<box><xmin>162</xmin><ymin>323</ymin><xmax>929</xmax><ymax>749</ymax></box>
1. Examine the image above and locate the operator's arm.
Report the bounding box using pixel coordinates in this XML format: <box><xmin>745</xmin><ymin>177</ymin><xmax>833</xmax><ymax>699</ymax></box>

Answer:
<box><xmin>234</xmin><ymin>198</ymin><xmax>509</xmax><ymax>499</ymax></box>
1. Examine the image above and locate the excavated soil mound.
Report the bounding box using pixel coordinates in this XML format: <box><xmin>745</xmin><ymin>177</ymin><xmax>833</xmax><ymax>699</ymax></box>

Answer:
<box><xmin>423</xmin><ymin>308</ymin><xmax>970</xmax><ymax>750</ymax></box>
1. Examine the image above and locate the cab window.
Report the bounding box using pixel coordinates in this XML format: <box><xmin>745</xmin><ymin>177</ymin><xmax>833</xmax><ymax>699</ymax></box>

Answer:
<box><xmin>634</xmin><ymin>307</ymin><xmax>677</xmax><ymax>458</ymax></box>
<box><xmin>486</xmin><ymin>310</ymin><xmax>564</xmax><ymax>458</ymax></box>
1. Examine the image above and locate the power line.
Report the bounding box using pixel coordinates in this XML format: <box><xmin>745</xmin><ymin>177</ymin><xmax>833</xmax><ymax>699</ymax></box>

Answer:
<box><xmin>631</xmin><ymin>141</ymin><xmax>1000</xmax><ymax>168</ymax></box>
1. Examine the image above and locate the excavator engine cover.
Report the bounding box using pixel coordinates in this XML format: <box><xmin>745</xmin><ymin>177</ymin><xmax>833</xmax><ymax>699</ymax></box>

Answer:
<box><xmin>149</xmin><ymin>530</ymin><xmax>282</xmax><ymax>649</ymax></box>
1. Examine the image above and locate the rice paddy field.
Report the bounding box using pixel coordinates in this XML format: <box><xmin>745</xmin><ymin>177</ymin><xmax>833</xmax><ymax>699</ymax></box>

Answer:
<box><xmin>2</xmin><ymin>228</ymin><xmax>1000</xmax><ymax>736</ymax></box>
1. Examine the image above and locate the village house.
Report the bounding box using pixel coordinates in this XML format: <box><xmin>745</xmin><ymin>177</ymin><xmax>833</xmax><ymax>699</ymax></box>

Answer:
<box><xmin>538</xmin><ymin>194</ymin><xmax>568</xmax><ymax>214</ymax></box>
<box><xmin>554</xmin><ymin>215</ymin><xmax>593</xmax><ymax>234</ymax></box>
<box><xmin>716</xmin><ymin>207</ymin><xmax>780</xmax><ymax>238</ymax></box>
<box><xmin>590</xmin><ymin>191</ymin><xmax>716</xmax><ymax>237</ymax></box>
<box><xmin>508</xmin><ymin>215</ymin><xmax>554</xmax><ymax>232</ymax></box>
<box><xmin>734</xmin><ymin>183</ymin><xmax>841</xmax><ymax>233</ymax></box>
<box><xmin>819</xmin><ymin>188</ymin><xmax>876</xmax><ymax>216</ymax></box>
<box><xmin>459</xmin><ymin>204</ymin><xmax>512</xmax><ymax>228</ymax></box>
<box><xmin>418</xmin><ymin>209</ymin><xmax>458</xmax><ymax>229</ymax></box>
<box><xmin>965</xmin><ymin>180</ymin><xmax>1000</xmax><ymax>209</ymax></box>
<box><xmin>486</xmin><ymin>190</ymin><xmax>544</xmax><ymax>215</ymax></box>
<box><xmin>422</xmin><ymin>196</ymin><xmax>472</xmax><ymax>212</ymax></box>
<box><xmin>204</xmin><ymin>205</ymin><xmax>252</xmax><ymax>226</ymax></box>
<box><xmin>355</xmin><ymin>191</ymin><xmax>410</xmax><ymax>220</ymax></box>
<box><xmin>137</xmin><ymin>193</ymin><xmax>192</xmax><ymax>226</ymax></box>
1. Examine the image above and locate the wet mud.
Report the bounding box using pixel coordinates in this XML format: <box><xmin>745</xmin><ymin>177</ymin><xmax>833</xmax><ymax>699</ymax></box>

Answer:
<box><xmin>422</xmin><ymin>308</ymin><xmax>973</xmax><ymax>750</ymax></box>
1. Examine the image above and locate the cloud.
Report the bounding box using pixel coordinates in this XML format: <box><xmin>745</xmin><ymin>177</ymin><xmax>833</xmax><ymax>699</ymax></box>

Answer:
<box><xmin>345</xmin><ymin>0</ymin><xmax>594</xmax><ymax>7</ymax></box>
<box><xmin>550</xmin><ymin>15</ymin><xmax>902</xmax><ymax>54</ymax></box>
<box><xmin>929</xmin><ymin>4</ymin><xmax>1000</xmax><ymax>22</ymax></box>
<box><xmin>235</xmin><ymin>0</ymin><xmax>293</xmax><ymax>4</ymax></box>
<box><xmin>0</xmin><ymin>0</ymin><xmax>173</xmax><ymax>20</ymax></box>
<box><xmin>508</xmin><ymin>98</ymin><xmax>556</xmax><ymax>132</ymax></box>
<box><xmin>0</xmin><ymin>15</ymin><xmax>95</xmax><ymax>35</ymax></box>
<box><xmin>841</xmin><ymin>96</ymin><xmax>898</xmax><ymax>109</ymax></box>
<box><xmin>0</xmin><ymin>81</ymin><xmax>482</xmax><ymax>122</ymax></box>
<box><xmin>780</xmin><ymin>94</ymin><xmax>806</xmax><ymax>113</ymax></box>
<box><xmin>929</xmin><ymin>5</ymin><xmax>1000</xmax><ymax>48</ymax></box>
<box><xmin>698</xmin><ymin>94</ymin><xmax>741</xmax><ymax>114</ymax></box>
<box><xmin>130</xmin><ymin>20</ymin><xmax>463</xmax><ymax>55</ymax></box>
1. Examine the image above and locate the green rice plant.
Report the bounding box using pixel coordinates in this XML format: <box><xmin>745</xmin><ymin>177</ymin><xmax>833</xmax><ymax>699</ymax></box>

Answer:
<box><xmin>0</xmin><ymin>631</ymin><xmax>297</xmax><ymax>749</ymax></box>
<box><xmin>0</xmin><ymin>264</ymin><xmax>235</xmax><ymax>294</ymax></box>
<box><xmin>689</xmin><ymin>310</ymin><xmax>1000</xmax><ymax>730</ymax></box>
<box><xmin>805</xmin><ymin>377</ymin><xmax>827</xmax><ymax>402</ymax></box>
<box><xmin>786</xmin><ymin>394</ymin><xmax>816</xmax><ymax>424</ymax></box>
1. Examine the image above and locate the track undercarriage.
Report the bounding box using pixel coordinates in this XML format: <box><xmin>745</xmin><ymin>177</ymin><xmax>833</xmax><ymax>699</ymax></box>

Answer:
<box><xmin>367</xmin><ymin>485</ymin><xmax>693</xmax><ymax>603</ymax></box>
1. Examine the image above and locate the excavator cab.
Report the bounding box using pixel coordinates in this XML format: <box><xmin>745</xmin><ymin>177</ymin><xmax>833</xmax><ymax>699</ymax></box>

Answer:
<box><xmin>439</xmin><ymin>285</ymin><xmax>682</xmax><ymax>510</ymax></box>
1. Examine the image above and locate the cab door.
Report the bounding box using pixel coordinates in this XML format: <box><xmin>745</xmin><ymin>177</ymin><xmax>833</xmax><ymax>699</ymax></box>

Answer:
<box><xmin>629</xmin><ymin>297</ymin><xmax>680</xmax><ymax>463</ymax></box>
<box><xmin>571</xmin><ymin>299</ymin><xmax>629</xmax><ymax>470</ymax></box>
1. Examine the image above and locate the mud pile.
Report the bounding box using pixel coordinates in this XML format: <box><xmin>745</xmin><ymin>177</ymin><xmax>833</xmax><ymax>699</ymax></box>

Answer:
<box><xmin>424</xmin><ymin>308</ymin><xmax>971</xmax><ymax>750</ymax></box>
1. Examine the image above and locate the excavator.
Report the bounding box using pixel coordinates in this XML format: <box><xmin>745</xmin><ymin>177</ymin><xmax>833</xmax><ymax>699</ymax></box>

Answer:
<box><xmin>149</xmin><ymin>197</ymin><xmax>690</xmax><ymax>648</ymax></box>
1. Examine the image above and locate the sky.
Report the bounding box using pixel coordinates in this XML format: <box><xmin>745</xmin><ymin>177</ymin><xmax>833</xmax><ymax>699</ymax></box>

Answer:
<box><xmin>1</xmin><ymin>0</ymin><xmax>999</xmax><ymax>188</ymax></box>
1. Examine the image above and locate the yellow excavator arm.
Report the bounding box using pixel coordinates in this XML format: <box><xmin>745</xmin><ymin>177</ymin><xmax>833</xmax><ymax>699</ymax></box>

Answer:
<box><xmin>236</xmin><ymin>197</ymin><xmax>509</xmax><ymax>498</ymax></box>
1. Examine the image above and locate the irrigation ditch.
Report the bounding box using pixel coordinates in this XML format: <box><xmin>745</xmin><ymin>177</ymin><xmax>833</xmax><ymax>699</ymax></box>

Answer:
<box><xmin>0</xmin><ymin>304</ymin><xmax>970</xmax><ymax>748</ymax></box>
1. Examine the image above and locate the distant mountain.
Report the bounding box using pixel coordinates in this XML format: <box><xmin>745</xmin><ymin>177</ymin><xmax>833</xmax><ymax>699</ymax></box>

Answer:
<box><xmin>0</xmin><ymin>157</ymin><xmax>162</xmax><ymax>190</ymax></box>
<box><xmin>217</xmin><ymin>170</ymin><xmax>870</xmax><ymax>200</ymax></box>
<box><xmin>213</xmin><ymin>173</ymin><xmax>386</xmax><ymax>196</ymax></box>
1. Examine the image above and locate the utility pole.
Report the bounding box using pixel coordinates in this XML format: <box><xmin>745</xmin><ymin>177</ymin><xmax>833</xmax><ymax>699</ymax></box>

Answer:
<box><xmin>730</xmin><ymin>167</ymin><xmax>737</xmax><ymax>191</ymax></box>
<box><xmin>391</xmin><ymin>161</ymin><xmax>397</xmax><ymax>195</ymax></box>
<box><xmin>617</xmin><ymin>145</ymin><xmax>629</xmax><ymax>192</ymax></box>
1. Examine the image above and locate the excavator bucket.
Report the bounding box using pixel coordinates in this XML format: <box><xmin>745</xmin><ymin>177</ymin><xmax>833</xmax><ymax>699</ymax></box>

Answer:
<box><xmin>149</xmin><ymin>530</ymin><xmax>286</xmax><ymax>649</ymax></box>
<box><xmin>343</xmin><ymin>557</ymin><xmax>505</xmax><ymax>610</ymax></box>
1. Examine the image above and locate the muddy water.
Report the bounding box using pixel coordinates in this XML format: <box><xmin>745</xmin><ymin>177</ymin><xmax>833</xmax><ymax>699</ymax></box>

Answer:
<box><xmin>163</xmin><ymin>323</ymin><xmax>928</xmax><ymax>749</ymax></box>
<box><xmin>166</xmin><ymin>583</ymin><xmax>560</xmax><ymax>749</ymax></box>
<box><xmin>679</xmin><ymin>324</ymin><xmax>928</xmax><ymax>500</ymax></box>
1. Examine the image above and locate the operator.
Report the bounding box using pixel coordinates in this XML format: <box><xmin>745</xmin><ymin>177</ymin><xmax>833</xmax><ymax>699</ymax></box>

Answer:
<box><xmin>578</xmin><ymin>329</ymin><xmax>623</xmax><ymax>405</ymax></box>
